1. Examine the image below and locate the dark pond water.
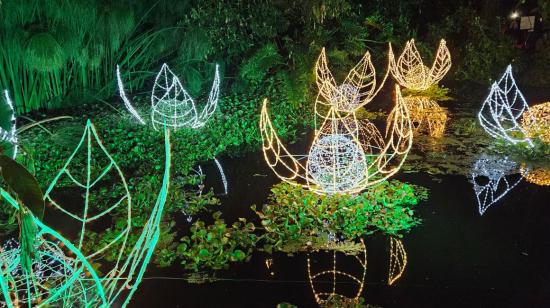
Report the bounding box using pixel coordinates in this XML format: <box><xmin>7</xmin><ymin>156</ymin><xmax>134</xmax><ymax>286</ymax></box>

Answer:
<box><xmin>131</xmin><ymin>147</ymin><xmax>550</xmax><ymax>308</ymax></box>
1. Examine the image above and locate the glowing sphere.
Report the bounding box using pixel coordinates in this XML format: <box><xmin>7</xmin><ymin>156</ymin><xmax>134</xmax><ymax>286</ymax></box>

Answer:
<box><xmin>307</xmin><ymin>134</ymin><xmax>367</xmax><ymax>194</ymax></box>
<box><xmin>521</xmin><ymin>166</ymin><xmax>550</xmax><ymax>186</ymax></box>
<box><xmin>330</xmin><ymin>84</ymin><xmax>361</xmax><ymax>112</ymax></box>
<box><xmin>403</xmin><ymin>64</ymin><xmax>430</xmax><ymax>91</ymax></box>
<box><xmin>521</xmin><ymin>102</ymin><xmax>550</xmax><ymax>144</ymax></box>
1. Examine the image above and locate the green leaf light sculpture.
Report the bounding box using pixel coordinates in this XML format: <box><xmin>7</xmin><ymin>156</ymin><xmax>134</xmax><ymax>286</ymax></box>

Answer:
<box><xmin>0</xmin><ymin>120</ymin><xmax>171</xmax><ymax>307</ymax></box>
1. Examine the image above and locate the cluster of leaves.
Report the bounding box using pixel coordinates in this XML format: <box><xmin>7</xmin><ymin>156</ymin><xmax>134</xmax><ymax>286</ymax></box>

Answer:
<box><xmin>253</xmin><ymin>181</ymin><xmax>427</xmax><ymax>254</ymax></box>
<box><xmin>490</xmin><ymin>138</ymin><xmax>550</xmax><ymax>165</ymax></box>
<box><xmin>402</xmin><ymin>85</ymin><xmax>452</xmax><ymax>101</ymax></box>
<box><xmin>177</xmin><ymin>212</ymin><xmax>257</xmax><ymax>271</ymax></box>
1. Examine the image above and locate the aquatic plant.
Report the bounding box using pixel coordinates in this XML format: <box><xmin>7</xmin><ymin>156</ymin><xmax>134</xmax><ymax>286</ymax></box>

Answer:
<box><xmin>253</xmin><ymin>181</ymin><xmax>426</xmax><ymax>254</ymax></box>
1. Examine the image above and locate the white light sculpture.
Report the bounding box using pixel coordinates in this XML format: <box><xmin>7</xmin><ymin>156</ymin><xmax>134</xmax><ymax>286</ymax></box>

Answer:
<box><xmin>1</xmin><ymin>90</ymin><xmax>18</xmax><ymax>158</ymax></box>
<box><xmin>260</xmin><ymin>48</ymin><xmax>412</xmax><ymax>195</ymax></box>
<box><xmin>389</xmin><ymin>39</ymin><xmax>451</xmax><ymax>91</ymax></box>
<box><xmin>478</xmin><ymin>65</ymin><xmax>534</xmax><ymax>146</ymax></box>
<box><xmin>117</xmin><ymin>63</ymin><xmax>220</xmax><ymax>130</ymax></box>
<box><xmin>404</xmin><ymin>96</ymin><xmax>448</xmax><ymax>138</ymax></box>
<box><xmin>470</xmin><ymin>155</ymin><xmax>521</xmax><ymax>215</ymax></box>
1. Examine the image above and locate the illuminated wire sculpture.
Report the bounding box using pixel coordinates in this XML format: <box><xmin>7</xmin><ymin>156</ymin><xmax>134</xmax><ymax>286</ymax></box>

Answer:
<box><xmin>478</xmin><ymin>65</ymin><xmax>534</xmax><ymax>146</ymax></box>
<box><xmin>1</xmin><ymin>90</ymin><xmax>18</xmax><ymax>158</ymax></box>
<box><xmin>521</xmin><ymin>165</ymin><xmax>550</xmax><ymax>186</ymax></box>
<box><xmin>117</xmin><ymin>63</ymin><xmax>220</xmax><ymax>130</ymax></box>
<box><xmin>389</xmin><ymin>39</ymin><xmax>451</xmax><ymax>91</ymax></box>
<box><xmin>404</xmin><ymin>96</ymin><xmax>448</xmax><ymax>138</ymax></box>
<box><xmin>470</xmin><ymin>155</ymin><xmax>521</xmax><ymax>215</ymax></box>
<box><xmin>307</xmin><ymin>240</ymin><xmax>367</xmax><ymax>306</ymax></box>
<box><xmin>0</xmin><ymin>121</ymin><xmax>172</xmax><ymax>307</ymax></box>
<box><xmin>388</xmin><ymin>237</ymin><xmax>407</xmax><ymax>286</ymax></box>
<box><xmin>0</xmin><ymin>191</ymin><xmax>106</xmax><ymax>307</ymax></box>
<box><xmin>261</xmin><ymin>49</ymin><xmax>412</xmax><ymax>194</ymax></box>
<box><xmin>521</xmin><ymin>102</ymin><xmax>550</xmax><ymax>144</ymax></box>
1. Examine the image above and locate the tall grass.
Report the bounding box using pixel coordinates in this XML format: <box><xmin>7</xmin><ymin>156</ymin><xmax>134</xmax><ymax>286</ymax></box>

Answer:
<box><xmin>0</xmin><ymin>0</ymin><xmax>181</xmax><ymax>113</ymax></box>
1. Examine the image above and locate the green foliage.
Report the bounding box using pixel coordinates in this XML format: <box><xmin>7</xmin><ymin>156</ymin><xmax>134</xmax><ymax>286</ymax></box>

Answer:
<box><xmin>178</xmin><ymin>212</ymin><xmax>257</xmax><ymax>271</ymax></box>
<box><xmin>490</xmin><ymin>138</ymin><xmax>550</xmax><ymax>165</ymax></box>
<box><xmin>253</xmin><ymin>181</ymin><xmax>426</xmax><ymax>254</ymax></box>
<box><xmin>402</xmin><ymin>84</ymin><xmax>452</xmax><ymax>101</ymax></box>
<box><xmin>24</xmin><ymin>33</ymin><xmax>66</xmax><ymax>73</ymax></box>
<box><xmin>426</xmin><ymin>6</ymin><xmax>521</xmax><ymax>83</ymax></box>
<box><xmin>239</xmin><ymin>44</ymin><xmax>283</xmax><ymax>86</ymax></box>
<box><xmin>0</xmin><ymin>155</ymin><xmax>44</xmax><ymax>219</ymax></box>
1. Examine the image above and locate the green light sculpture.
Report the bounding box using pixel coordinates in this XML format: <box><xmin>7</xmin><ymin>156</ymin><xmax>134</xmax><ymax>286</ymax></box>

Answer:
<box><xmin>0</xmin><ymin>120</ymin><xmax>171</xmax><ymax>307</ymax></box>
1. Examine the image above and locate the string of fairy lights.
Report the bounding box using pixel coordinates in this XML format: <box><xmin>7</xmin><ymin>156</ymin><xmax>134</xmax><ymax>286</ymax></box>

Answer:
<box><xmin>1</xmin><ymin>90</ymin><xmax>18</xmax><ymax>159</ymax></box>
<box><xmin>0</xmin><ymin>121</ymin><xmax>171</xmax><ymax>307</ymax></box>
<box><xmin>260</xmin><ymin>44</ymin><xmax>420</xmax><ymax>195</ymax></box>
<box><xmin>117</xmin><ymin>63</ymin><xmax>220</xmax><ymax>130</ymax></box>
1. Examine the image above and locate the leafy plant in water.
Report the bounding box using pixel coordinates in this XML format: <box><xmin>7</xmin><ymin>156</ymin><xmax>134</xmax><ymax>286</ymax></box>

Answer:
<box><xmin>253</xmin><ymin>181</ymin><xmax>427</xmax><ymax>254</ymax></box>
<box><xmin>178</xmin><ymin>211</ymin><xmax>257</xmax><ymax>271</ymax></box>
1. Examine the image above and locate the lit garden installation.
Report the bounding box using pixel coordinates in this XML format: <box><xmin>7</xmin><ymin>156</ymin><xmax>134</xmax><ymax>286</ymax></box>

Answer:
<box><xmin>478</xmin><ymin>65</ymin><xmax>535</xmax><ymax>146</ymax></box>
<box><xmin>0</xmin><ymin>121</ymin><xmax>171</xmax><ymax>307</ymax></box>
<box><xmin>260</xmin><ymin>48</ymin><xmax>413</xmax><ymax>195</ymax></box>
<box><xmin>1</xmin><ymin>1</ymin><xmax>550</xmax><ymax>306</ymax></box>
<box><xmin>389</xmin><ymin>39</ymin><xmax>452</xmax><ymax>91</ymax></box>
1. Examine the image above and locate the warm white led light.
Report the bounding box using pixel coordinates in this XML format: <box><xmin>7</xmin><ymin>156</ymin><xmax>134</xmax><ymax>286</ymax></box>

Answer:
<box><xmin>388</xmin><ymin>237</ymin><xmax>407</xmax><ymax>286</ymax></box>
<box><xmin>478</xmin><ymin>65</ymin><xmax>534</xmax><ymax>146</ymax></box>
<box><xmin>260</xmin><ymin>48</ymin><xmax>412</xmax><ymax>195</ymax></box>
<box><xmin>404</xmin><ymin>96</ymin><xmax>448</xmax><ymax>138</ymax></box>
<box><xmin>389</xmin><ymin>39</ymin><xmax>451</xmax><ymax>91</ymax></box>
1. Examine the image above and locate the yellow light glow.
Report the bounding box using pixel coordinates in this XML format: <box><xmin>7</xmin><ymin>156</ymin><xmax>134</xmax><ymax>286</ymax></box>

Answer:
<box><xmin>521</xmin><ymin>102</ymin><xmax>550</xmax><ymax>144</ymax></box>
<box><xmin>388</xmin><ymin>237</ymin><xmax>408</xmax><ymax>286</ymax></box>
<box><xmin>260</xmin><ymin>86</ymin><xmax>412</xmax><ymax>195</ymax></box>
<box><xmin>521</xmin><ymin>165</ymin><xmax>550</xmax><ymax>186</ymax></box>
<box><xmin>404</xmin><ymin>96</ymin><xmax>448</xmax><ymax>138</ymax></box>
<box><xmin>260</xmin><ymin>47</ymin><xmax>412</xmax><ymax>195</ymax></box>
<box><xmin>307</xmin><ymin>240</ymin><xmax>367</xmax><ymax>306</ymax></box>
<box><xmin>389</xmin><ymin>39</ymin><xmax>451</xmax><ymax>91</ymax></box>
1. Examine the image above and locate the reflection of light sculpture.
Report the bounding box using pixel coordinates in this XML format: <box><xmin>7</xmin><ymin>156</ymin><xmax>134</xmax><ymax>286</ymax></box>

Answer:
<box><xmin>404</xmin><ymin>96</ymin><xmax>448</xmax><ymax>138</ymax></box>
<box><xmin>388</xmin><ymin>237</ymin><xmax>407</xmax><ymax>286</ymax></box>
<box><xmin>521</xmin><ymin>165</ymin><xmax>550</xmax><ymax>186</ymax></box>
<box><xmin>478</xmin><ymin>65</ymin><xmax>534</xmax><ymax>146</ymax></box>
<box><xmin>261</xmin><ymin>49</ymin><xmax>412</xmax><ymax>195</ymax></box>
<box><xmin>307</xmin><ymin>240</ymin><xmax>367</xmax><ymax>306</ymax></box>
<box><xmin>521</xmin><ymin>102</ymin><xmax>550</xmax><ymax>144</ymax></box>
<box><xmin>470</xmin><ymin>155</ymin><xmax>521</xmax><ymax>215</ymax></box>
<box><xmin>1</xmin><ymin>90</ymin><xmax>18</xmax><ymax>158</ymax></box>
<box><xmin>389</xmin><ymin>39</ymin><xmax>451</xmax><ymax>91</ymax></box>
<box><xmin>117</xmin><ymin>63</ymin><xmax>220</xmax><ymax>130</ymax></box>
<box><xmin>0</xmin><ymin>121</ymin><xmax>172</xmax><ymax>306</ymax></box>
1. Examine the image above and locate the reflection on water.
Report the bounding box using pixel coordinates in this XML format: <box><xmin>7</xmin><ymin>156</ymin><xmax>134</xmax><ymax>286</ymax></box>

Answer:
<box><xmin>306</xmin><ymin>238</ymin><xmax>408</xmax><ymax>306</ymax></box>
<box><xmin>388</xmin><ymin>237</ymin><xmax>407</xmax><ymax>286</ymax></box>
<box><xmin>307</xmin><ymin>240</ymin><xmax>367</xmax><ymax>306</ymax></box>
<box><xmin>470</xmin><ymin>155</ymin><xmax>522</xmax><ymax>215</ymax></box>
<box><xmin>404</xmin><ymin>96</ymin><xmax>448</xmax><ymax>138</ymax></box>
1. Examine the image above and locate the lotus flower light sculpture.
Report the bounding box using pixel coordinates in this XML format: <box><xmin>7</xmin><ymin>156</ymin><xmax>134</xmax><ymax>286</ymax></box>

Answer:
<box><xmin>470</xmin><ymin>155</ymin><xmax>521</xmax><ymax>215</ymax></box>
<box><xmin>117</xmin><ymin>63</ymin><xmax>220</xmax><ymax>130</ymax></box>
<box><xmin>260</xmin><ymin>49</ymin><xmax>412</xmax><ymax>195</ymax></box>
<box><xmin>389</xmin><ymin>39</ymin><xmax>451</xmax><ymax>91</ymax></box>
<box><xmin>0</xmin><ymin>121</ymin><xmax>171</xmax><ymax>307</ymax></box>
<box><xmin>478</xmin><ymin>65</ymin><xmax>535</xmax><ymax>147</ymax></box>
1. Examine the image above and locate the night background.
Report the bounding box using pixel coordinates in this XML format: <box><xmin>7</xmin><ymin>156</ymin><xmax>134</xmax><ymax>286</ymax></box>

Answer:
<box><xmin>0</xmin><ymin>0</ymin><xmax>549</xmax><ymax>307</ymax></box>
